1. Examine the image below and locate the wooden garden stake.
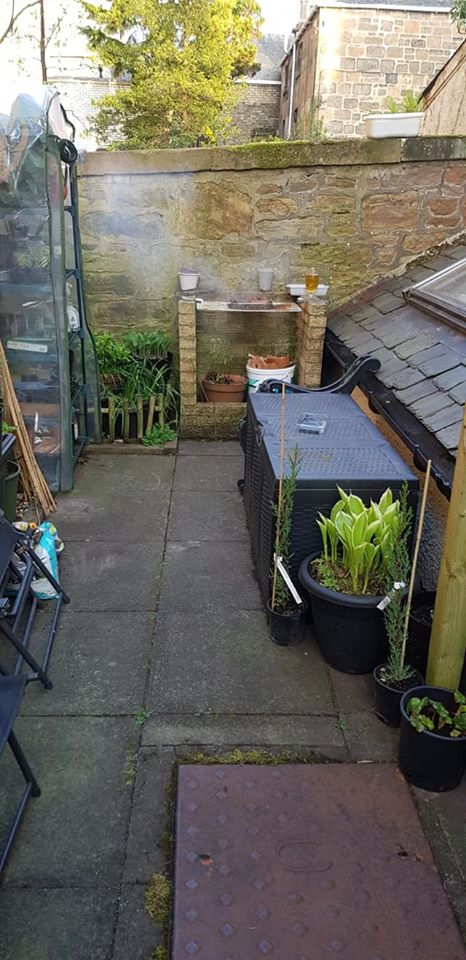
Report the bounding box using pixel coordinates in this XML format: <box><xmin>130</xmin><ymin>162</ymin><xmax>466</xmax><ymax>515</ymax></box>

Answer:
<box><xmin>427</xmin><ymin>406</ymin><xmax>466</xmax><ymax>688</ymax></box>
<box><xmin>400</xmin><ymin>459</ymin><xmax>431</xmax><ymax>668</ymax></box>
<box><xmin>146</xmin><ymin>395</ymin><xmax>156</xmax><ymax>434</ymax></box>
<box><xmin>271</xmin><ymin>383</ymin><xmax>286</xmax><ymax>611</ymax></box>
<box><xmin>136</xmin><ymin>397</ymin><xmax>144</xmax><ymax>439</ymax></box>
<box><xmin>108</xmin><ymin>397</ymin><xmax>116</xmax><ymax>443</ymax></box>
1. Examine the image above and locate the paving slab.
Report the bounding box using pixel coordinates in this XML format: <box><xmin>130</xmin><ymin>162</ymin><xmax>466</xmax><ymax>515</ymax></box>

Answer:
<box><xmin>179</xmin><ymin>441</ymin><xmax>241</xmax><ymax>456</ymax></box>
<box><xmin>22</xmin><ymin>611</ymin><xmax>154</xmax><ymax>716</ymax></box>
<box><xmin>168</xmin><ymin>490</ymin><xmax>249</xmax><ymax>542</ymax></box>
<box><xmin>327</xmin><ymin>667</ymin><xmax>374</xmax><ymax>714</ymax></box>
<box><xmin>3</xmin><ymin>716</ymin><xmax>133</xmax><ymax>886</ymax></box>
<box><xmin>123</xmin><ymin>747</ymin><xmax>175</xmax><ymax>883</ymax></box>
<box><xmin>0</xmin><ymin>887</ymin><xmax>116</xmax><ymax>960</ymax></box>
<box><xmin>113</xmin><ymin>883</ymin><xmax>162</xmax><ymax>960</ymax></box>
<box><xmin>157</xmin><ymin>540</ymin><xmax>262</xmax><ymax>612</ymax></box>
<box><xmin>142</xmin><ymin>715</ymin><xmax>346</xmax><ymax>758</ymax></box>
<box><xmin>54</xmin><ymin>455</ymin><xmax>173</xmax><ymax>541</ymax></box>
<box><xmin>342</xmin><ymin>710</ymin><xmax>399</xmax><ymax>762</ymax></box>
<box><xmin>148</xmin><ymin>610</ymin><xmax>334</xmax><ymax>715</ymax></box>
<box><xmin>173</xmin><ymin>764</ymin><xmax>466</xmax><ymax>960</ymax></box>
<box><xmin>59</xmin><ymin>540</ymin><xmax>164</xmax><ymax>611</ymax></box>
<box><xmin>174</xmin><ymin>455</ymin><xmax>243</xmax><ymax>492</ymax></box>
<box><xmin>413</xmin><ymin>783</ymin><xmax>466</xmax><ymax>940</ymax></box>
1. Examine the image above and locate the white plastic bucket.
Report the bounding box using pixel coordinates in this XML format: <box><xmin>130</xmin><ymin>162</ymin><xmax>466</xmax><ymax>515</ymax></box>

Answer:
<box><xmin>258</xmin><ymin>267</ymin><xmax>274</xmax><ymax>291</ymax></box>
<box><xmin>178</xmin><ymin>270</ymin><xmax>199</xmax><ymax>291</ymax></box>
<box><xmin>246</xmin><ymin>363</ymin><xmax>296</xmax><ymax>392</ymax></box>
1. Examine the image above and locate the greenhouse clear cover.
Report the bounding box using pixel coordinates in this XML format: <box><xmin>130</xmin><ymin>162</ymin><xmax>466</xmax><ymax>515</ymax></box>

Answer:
<box><xmin>0</xmin><ymin>85</ymin><xmax>100</xmax><ymax>492</ymax></box>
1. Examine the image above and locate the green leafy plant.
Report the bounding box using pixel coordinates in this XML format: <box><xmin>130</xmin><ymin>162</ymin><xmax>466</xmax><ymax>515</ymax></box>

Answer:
<box><xmin>381</xmin><ymin>484</ymin><xmax>415</xmax><ymax>685</ymax></box>
<box><xmin>408</xmin><ymin>690</ymin><xmax>466</xmax><ymax>738</ymax></box>
<box><xmin>2</xmin><ymin>421</ymin><xmax>16</xmax><ymax>434</ymax></box>
<box><xmin>451</xmin><ymin>0</ymin><xmax>466</xmax><ymax>31</ymax></box>
<box><xmin>94</xmin><ymin>331</ymin><xmax>131</xmax><ymax>378</ymax></box>
<box><xmin>315</xmin><ymin>486</ymin><xmax>401</xmax><ymax>595</ymax></box>
<box><xmin>386</xmin><ymin>91</ymin><xmax>421</xmax><ymax>113</ymax></box>
<box><xmin>122</xmin><ymin>330</ymin><xmax>172</xmax><ymax>360</ymax></box>
<box><xmin>271</xmin><ymin>445</ymin><xmax>301</xmax><ymax>614</ymax></box>
<box><xmin>142</xmin><ymin>424</ymin><xmax>177</xmax><ymax>446</ymax></box>
<box><xmin>134</xmin><ymin>706</ymin><xmax>152</xmax><ymax>727</ymax></box>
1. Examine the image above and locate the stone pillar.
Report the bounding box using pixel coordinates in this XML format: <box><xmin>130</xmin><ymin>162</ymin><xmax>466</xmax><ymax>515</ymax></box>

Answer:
<box><xmin>296</xmin><ymin>297</ymin><xmax>327</xmax><ymax>388</ymax></box>
<box><xmin>178</xmin><ymin>297</ymin><xmax>197</xmax><ymax>407</ymax></box>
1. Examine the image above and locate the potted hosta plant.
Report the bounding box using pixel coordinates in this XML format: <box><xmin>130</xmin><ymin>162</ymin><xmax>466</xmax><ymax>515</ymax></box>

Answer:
<box><xmin>373</xmin><ymin>486</ymin><xmax>422</xmax><ymax>726</ymax></box>
<box><xmin>267</xmin><ymin>446</ymin><xmax>307</xmax><ymax>646</ymax></box>
<box><xmin>364</xmin><ymin>90</ymin><xmax>423</xmax><ymax>139</ymax></box>
<box><xmin>399</xmin><ymin>687</ymin><xmax>466</xmax><ymax>791</ymax></box>
<box><xmin>299</xmin><ymin>487</ymin><xmax>401</xmax><ymax>674</ymax></box>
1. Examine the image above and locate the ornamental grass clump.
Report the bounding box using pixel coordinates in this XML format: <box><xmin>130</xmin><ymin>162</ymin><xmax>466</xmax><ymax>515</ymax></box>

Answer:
<box><xmin>314</xmin><ymin>486</ymin><xmax>401</xmax><ymax>596</ymax></box>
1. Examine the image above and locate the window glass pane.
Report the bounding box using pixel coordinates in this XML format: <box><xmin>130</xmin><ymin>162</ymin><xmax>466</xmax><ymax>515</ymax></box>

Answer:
<box><xmin>413</xmin><ymin>258</ymin><xmax>466</xmax><ymax>312</ymax></box>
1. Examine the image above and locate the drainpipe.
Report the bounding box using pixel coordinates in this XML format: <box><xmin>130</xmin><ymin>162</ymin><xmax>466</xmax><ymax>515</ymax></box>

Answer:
<box><xmin>286</xmin><ymin>28</ymin><xmax>298</xmax><ymax>140</ymax></box>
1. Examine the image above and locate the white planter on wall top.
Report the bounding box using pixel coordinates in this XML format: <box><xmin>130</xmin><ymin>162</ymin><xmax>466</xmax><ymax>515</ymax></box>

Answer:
<box><xmin>364</xmin><ymin>112</ymin><xmax>424</xmax><ymax>138</ymax></box>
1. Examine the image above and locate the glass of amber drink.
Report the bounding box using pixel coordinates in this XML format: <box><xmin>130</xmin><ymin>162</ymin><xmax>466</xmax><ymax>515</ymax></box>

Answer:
<box><xmin>305</xmin><ymin>268</ymin><xmax>319</xmax><ymax>293</ymax></box>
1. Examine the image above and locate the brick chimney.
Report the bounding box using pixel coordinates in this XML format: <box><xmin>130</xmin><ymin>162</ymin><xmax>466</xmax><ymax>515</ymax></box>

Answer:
<box><xmin>299</xmin><ymin>0</ymin><xmax>309</xmax><ymax>21</ymax></box>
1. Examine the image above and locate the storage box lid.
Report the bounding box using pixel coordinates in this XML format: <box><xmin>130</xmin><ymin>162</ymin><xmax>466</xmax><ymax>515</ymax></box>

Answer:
<box><xmin>248</xmin><ymin>393</ymin><xmax>417</xmax><ymax>487</ymax></box>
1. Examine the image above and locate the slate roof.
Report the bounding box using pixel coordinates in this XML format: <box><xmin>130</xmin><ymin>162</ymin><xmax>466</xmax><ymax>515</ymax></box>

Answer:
<box><xmin>328</xmin><ymin>241</ymin><xmax>466</xmax><ymax>459</ymax></box>
<box><xmin>252</xmin><ymin>34</ymin><xmax>285</xmax><ymax>82</ymax></box>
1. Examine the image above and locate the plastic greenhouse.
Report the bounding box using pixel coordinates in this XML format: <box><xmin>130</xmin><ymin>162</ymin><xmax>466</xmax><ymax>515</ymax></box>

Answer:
<box><xmin>0</xmin><ymin>85</ymin><xmax>100</xmax><ymax>492</ymax></box>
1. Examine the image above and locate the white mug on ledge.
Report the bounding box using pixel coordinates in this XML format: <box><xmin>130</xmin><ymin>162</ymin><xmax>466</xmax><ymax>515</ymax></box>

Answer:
<box><xmin>258</xmin><ymin>267</ymin><xmax>274</xmax><ymax>292</ymax></box>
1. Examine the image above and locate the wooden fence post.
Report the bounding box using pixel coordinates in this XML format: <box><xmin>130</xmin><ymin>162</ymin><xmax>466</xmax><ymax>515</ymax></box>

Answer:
<box><xmin>426</xmin><ymin>405</ymin><xmax>466</xmax><ymax>689</ymax></box>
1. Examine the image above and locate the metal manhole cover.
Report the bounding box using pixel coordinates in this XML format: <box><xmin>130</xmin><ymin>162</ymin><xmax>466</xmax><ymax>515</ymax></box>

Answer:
<box><xmin>173</xmin><ymin>764</ymin><xmax>465</xmax><ymax>959</ymax></box>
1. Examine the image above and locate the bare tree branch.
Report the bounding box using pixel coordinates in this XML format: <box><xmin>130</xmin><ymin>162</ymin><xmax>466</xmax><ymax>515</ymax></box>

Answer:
<box><xmin>0</xmin><ymin>0</ymin><xmax>40</xmax><ymax>46</ymax></box>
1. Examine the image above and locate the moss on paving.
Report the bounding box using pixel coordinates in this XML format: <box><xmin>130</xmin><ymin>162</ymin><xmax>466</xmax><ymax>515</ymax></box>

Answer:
<box><xmin>145</xmin><ymin>874</ymin><xmax>173</xmax><ymax>926</ymax></box>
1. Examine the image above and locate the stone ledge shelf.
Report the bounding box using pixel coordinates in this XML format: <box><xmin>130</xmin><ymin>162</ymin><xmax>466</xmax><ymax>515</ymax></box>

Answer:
<box><xmin>192</xmin><ymin>299</ymin><xmax>302</xmax><ymax>314</ymax></box>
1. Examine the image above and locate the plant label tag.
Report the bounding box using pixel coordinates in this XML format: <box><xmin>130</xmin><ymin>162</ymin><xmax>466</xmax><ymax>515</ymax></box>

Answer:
<box><xmin>377</xmin><ymin>581</ymin><xmax>406</xmax><ymax>610</ymax></box>
<box><xmin>7</xmin><ymin>340</ymin><xmax>48</xmax><ymax>353</ymax></box>
<box><xmin>274</xmin><ymin>555</ymin><xmax>303</xmax><ymax>606</ymax></box>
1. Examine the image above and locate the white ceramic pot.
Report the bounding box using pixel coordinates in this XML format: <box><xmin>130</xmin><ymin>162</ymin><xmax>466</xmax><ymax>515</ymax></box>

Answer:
<box><xmin>258</xmin><ymin>267</ymin><xmax>274</xmax><ymax>291</ymax></box>
<box><xmin>363</xmin><ymin>112</ymin><xmax>424</xmax><ymax>139</ymax></box>
<box><xmin>178</xmin><ymin>270</ymin><xmax>199</xmax><ymax>291</ymax></box>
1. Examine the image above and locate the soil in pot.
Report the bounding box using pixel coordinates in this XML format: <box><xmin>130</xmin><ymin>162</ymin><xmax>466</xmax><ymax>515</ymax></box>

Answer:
<box><xmin>299</xmin><ymin>554</ymin><xmax>388</xmax><ymax>674</ymax></box>
<box><xmin>399</xmin><ymin>685</ymin><xmax>466</xmax><ymax>791</ymax></box>
<box><xmin>266</xmin><ymin>600</ymin><xmax>307</xmax><ymax>647</ymax></box>
<box><xmin>373</xmin><ymin>665</ymin><xmax>423</xmax><ymax>727</ymax></box>
<box><xmin>202</xmin><ymin>375</ymin><xmax>247</xmax><ymax>404</ymax></box>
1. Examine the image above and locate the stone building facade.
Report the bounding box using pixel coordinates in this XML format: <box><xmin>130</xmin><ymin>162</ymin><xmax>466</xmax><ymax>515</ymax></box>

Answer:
<box><xmin>422</xmin><ymin>39</ymin><xmax>466</xmax><ymax>135</ymax></box>
<box><xmin>279</xmin><ymin>1</ymin><xmax>463</xmax><ymax>139</ymax></box>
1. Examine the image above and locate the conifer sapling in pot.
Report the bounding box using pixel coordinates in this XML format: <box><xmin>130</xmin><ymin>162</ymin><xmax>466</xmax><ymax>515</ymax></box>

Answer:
<box><xmin>267</xmin><ymin>446</ymin><xmax>307</xmax><ymax>646</ymax></box>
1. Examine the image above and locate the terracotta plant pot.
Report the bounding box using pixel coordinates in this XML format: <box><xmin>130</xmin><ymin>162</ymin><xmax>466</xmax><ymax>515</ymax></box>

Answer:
<box><xmin>202</xmin><ymin>375</ymin><xmax>247</xmax><ymax>404</ymax></box>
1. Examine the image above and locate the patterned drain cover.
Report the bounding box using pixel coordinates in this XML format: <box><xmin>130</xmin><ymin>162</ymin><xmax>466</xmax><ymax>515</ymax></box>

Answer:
<box><xmin>173</xmin><ymin>764</ymin><xmax>465</xmax><ymax>959</ymax></box>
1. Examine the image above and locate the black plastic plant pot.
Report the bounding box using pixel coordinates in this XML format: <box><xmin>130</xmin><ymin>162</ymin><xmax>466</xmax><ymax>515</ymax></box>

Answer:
<box><xmin>399</xmin><ymin>685</ymin><xmax>466</xmax><ymax>792</ymax></box>
<box><xmin>373</xmin><ymin>665</ymin><xmax>423</xmax><ymax>727</ymax></box>
<box><xmin>298</xmin><ymin>554</ymin><xmax>387</xmax><ymax>674</ymax></box>
<box><xmin>407</xmin><ymin>591</ymin><xmax>436</xmax><ymax>676</ymax></box>
<box><xmin>266</xmin><ymin>600</ymin><xmax>307</xmax><ymax>647</ymax></box>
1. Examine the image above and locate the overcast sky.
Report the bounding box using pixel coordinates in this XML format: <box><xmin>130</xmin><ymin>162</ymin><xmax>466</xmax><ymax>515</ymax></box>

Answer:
<box><xmin>260</xmin><ymin>0</ymin><xmax>298</xmax><ymax>34</ymax></box>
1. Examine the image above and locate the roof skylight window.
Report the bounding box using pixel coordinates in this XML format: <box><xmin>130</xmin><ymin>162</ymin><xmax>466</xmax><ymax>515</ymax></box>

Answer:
<box><xmin>408</xmin><ymin>257</ymin><xmax>466</xmax><ymax>332</ymax></box>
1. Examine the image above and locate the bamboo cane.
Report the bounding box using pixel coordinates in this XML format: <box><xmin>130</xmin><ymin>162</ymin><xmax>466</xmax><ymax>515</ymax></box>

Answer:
<box><xmin>400</xmin><ymin>459</ymin><xmax>431</xmax><ymax>668</ymax></box>
<box><xmin>271</xmin><ymin>382</ymin><xmax>287</xmax><ymax>610</ymax></box>
<box><xmin>0</xmin><ymin>341</ymin><xmax>56</xmax><ymax>516</ymax></box>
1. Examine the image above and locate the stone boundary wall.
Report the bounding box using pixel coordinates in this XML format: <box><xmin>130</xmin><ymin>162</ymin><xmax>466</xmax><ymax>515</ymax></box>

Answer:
<box><xmin>78</xmin><ymin>137</ymin><xmax>466</xmax><ymax>337</ymax></box>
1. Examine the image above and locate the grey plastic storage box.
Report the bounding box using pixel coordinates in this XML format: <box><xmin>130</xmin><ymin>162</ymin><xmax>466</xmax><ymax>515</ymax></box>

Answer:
<box><xmin>244</xmin><ymin>393</ymin><xmax>419</xmax><ymax>603</ymax></box>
